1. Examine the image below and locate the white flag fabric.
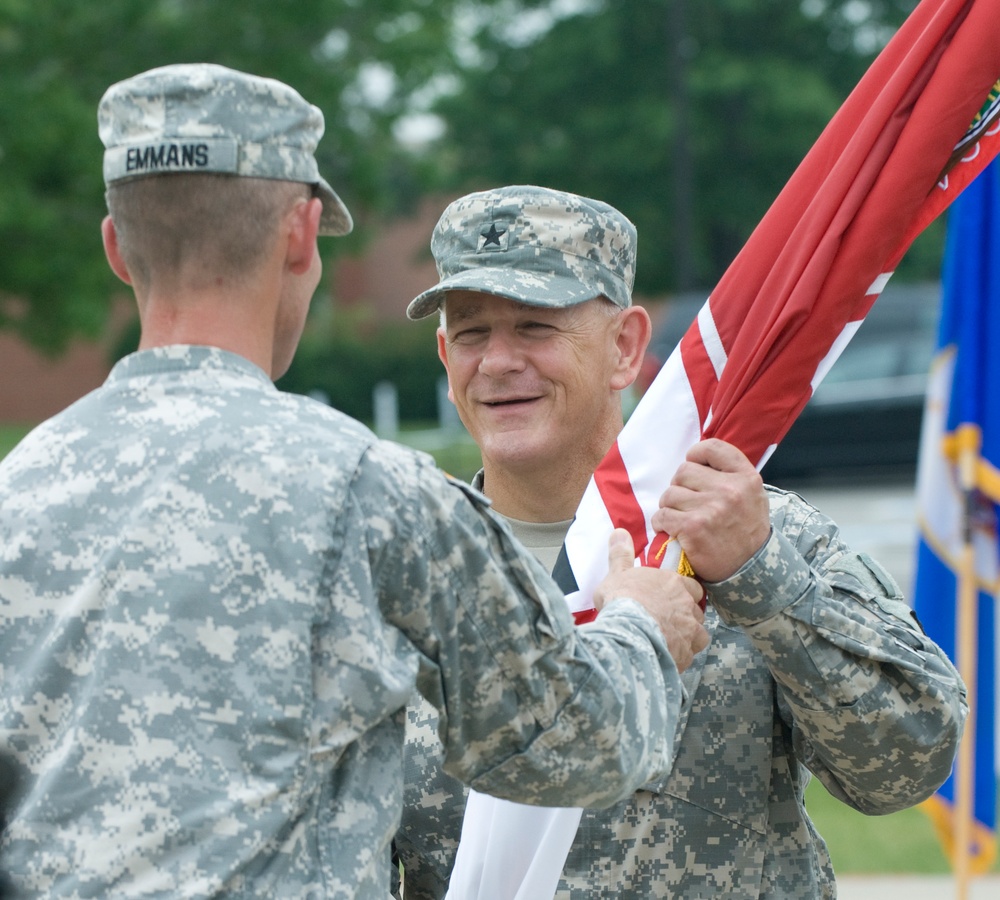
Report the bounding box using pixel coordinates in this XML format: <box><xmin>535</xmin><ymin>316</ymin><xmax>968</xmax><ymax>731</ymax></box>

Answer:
<box><xmin>445</xmin><ymin>796</ymin><xmax>581</xmax><ymax>900</ymax></box>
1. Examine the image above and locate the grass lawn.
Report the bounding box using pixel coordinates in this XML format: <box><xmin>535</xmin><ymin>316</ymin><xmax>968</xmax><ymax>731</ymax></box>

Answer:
<box><xmin>400</xmin><ymin>425</ymin><xmax>482</xmax><ymax>483</ymax></box>
<box><xmin>0</xmin><ymin>424</ymin><xmax>32</xmax><ymax>459</ymax></box>
<box><xmin>809</xmin><ymin>781</ymin><xmax>946</xmax><ymax>874</ymax></box>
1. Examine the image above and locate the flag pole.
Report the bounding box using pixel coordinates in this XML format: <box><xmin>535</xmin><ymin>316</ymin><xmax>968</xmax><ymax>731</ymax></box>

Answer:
<box><xmin>954</xmin><ymin>442</ymin><xmax>979</xmax><ymax>900</ymax></box>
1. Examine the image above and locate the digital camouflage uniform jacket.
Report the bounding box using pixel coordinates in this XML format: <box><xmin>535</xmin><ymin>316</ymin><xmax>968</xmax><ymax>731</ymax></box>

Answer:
<box><xmin>0</xmin><ymin>347</ymin><xmax>686</xmax><ymax>899</ymax></box>
<box><xmin>394</xmin><ymin>475</ymin><xmax>967</xmax><ymax>899</ymax></box>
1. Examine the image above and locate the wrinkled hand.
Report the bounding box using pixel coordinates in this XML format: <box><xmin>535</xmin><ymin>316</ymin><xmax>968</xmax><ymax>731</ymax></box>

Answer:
<box><xmin>651</xmin><ymin>438</ymin><xmax>771</xmax><ymax>584</ymax></box>
<box><xmin>594</xmin><ymin>528</ymin><xmax>709</xmax><ymax>673</ymax></box>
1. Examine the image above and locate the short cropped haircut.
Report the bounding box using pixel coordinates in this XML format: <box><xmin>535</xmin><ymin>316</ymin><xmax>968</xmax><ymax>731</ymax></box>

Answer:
<box><xmin>105</xmin><ymin>174</ymin><xmax>310</xmax><ymax>288</ymax></box>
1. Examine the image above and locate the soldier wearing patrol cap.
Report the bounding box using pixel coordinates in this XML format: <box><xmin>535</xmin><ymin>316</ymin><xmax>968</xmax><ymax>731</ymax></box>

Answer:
<box><xmin>405</xmin><ymin>185</ymin><xmax>636</xmax><ymax>318</ymax></box>
<box><xmin>0</xmin><ymin>67</ymin><xmax>712</xmax><ymax>899</ymax></box>
<box><xmin>408</xmin><ymin>186</ymin><xmax>646</xmax><ymax>525</ymax></box>
<box><xmin>394</xmin><ymin>185</ymin><xmax>967</xmax><ymax>899</ymax></box>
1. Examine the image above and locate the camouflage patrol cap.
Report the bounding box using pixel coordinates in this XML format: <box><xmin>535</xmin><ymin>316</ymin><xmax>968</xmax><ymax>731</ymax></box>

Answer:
<box><xmin>406</xmin><ymin>185</ymin><xmax>636</xmax><ymax>319</ymax></box>
<box><xmin>98</xmin><ymin>63</ymin><xmax>353</xmax><ymax>236</ymax></box>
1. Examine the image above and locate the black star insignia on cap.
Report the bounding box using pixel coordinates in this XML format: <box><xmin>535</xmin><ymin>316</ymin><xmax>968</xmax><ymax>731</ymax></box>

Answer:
<box><xmin>480</xmin><ymin>223</ymin><xmax>507</xmax><ymax>247</ymax></box>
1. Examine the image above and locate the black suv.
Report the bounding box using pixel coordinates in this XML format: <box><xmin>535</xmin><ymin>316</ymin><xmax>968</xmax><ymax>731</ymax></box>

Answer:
<box><xmin>645</xmin><ymin>281</ymin><xmax>940</xmax><ymax>483</ymax></box>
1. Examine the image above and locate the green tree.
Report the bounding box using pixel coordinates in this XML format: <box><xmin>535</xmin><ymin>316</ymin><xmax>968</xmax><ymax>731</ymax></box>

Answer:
<box><xmin>0</xmin><ymin>0</ymin><xmax>937</xmax><ymax>354</ymax></box>
<box><xmin>0</xmin><ymin>0</ymin><xmax>468</xmax><ymax>352</ymax></box>
<box><xmin>428</xmin><ymin>0</ymin><xmax>931</xmax><ymax>295</ymax></box>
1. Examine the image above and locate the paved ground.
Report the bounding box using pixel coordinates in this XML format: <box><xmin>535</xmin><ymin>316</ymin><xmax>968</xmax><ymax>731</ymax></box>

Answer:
<box><xmin>780</xmin><ymin>475</ymin><xmax>921</xmax><ymax>596</ymax></box>
<box><xmin>837</xmin><ymin>873</ymin><xmax>1000</xmax><ymax>898</ymax></box>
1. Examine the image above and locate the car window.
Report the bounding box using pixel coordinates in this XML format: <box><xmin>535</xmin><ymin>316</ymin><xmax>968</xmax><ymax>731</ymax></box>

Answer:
<box><xmin>650</xmin><ymin>282</ymin><xmax>940</xmax><ymax>390</ymax></box>
<box><xmin>818</xmin><ymin>283</ymin><xmax>939</xmax><ymax>390</ymax></box>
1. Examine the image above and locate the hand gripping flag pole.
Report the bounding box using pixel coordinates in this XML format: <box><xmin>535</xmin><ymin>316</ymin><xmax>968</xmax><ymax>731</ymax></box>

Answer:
<box><xmin>446</xmin><ymin>2</ymin><xmax>1000</xmax><ymax>898</ymax></box>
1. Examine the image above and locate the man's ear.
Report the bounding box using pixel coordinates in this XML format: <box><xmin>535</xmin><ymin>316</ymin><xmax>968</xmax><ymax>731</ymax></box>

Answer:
<box><xmin>436</xmin><ymin>327</ymin><xmax>456</xmax><ymax>403</ymax></box>
<box><xmin>286</xmin><ymin>197</ymin><xmax>322</xmax><ymax>275</ymax></box>
<box><xmin>101</xmin><ymin>216</ymin><xmax>133</xmax><ymax>285</ymax></box>
<box><xmin>610</xmin><ymin>305</ymin><xmax>653</xmax><ymax>391</ymax></box>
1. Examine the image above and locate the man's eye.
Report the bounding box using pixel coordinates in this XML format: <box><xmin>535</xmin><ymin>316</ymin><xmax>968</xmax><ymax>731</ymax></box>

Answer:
<box><xmin>451</xmin><ymin>328</ymin><xmax>488</xmax><ymax>344</ymax></box>
<box><xmin>522</xmin><ymin>322</ymin><xmax>555</xmax><ymax>334</ymax></box>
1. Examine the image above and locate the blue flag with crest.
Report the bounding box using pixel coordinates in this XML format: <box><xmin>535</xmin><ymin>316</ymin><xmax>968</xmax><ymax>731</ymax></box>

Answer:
<box><xmin>914</xmin><ymin>157</ymin><xmax>1000</xmax><ymax>873</ymax></box>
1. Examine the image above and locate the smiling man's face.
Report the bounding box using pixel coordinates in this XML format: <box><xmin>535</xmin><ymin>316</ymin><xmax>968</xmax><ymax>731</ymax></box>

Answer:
<box><xmin>438</xmin><ymin>291</ymin><xmax>627</xmax><ymax>478</ymax></box>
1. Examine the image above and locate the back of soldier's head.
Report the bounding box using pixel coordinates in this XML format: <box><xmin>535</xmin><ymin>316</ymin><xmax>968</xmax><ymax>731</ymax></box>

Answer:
<box><xmin>98</xmin><ymin>63</ymin><xmax>353</xmax><ymax>285</ymax></box>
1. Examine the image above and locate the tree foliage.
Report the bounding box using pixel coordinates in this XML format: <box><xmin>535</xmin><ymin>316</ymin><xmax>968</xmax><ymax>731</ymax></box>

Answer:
<box><xmin>428</xmin><ymin>0</ymin><xmax>932</xmax><ymax>294</ymax></box>
<box><xmin>0</xmin><ymin>0</ymin><xmax>939</xmax><ymax>353</ymax></box>
<box><xmin>277</xmin><ymin>312</ymin><xmax>443</xmax><ymax>423</ymax></box>
<box><xmin>0</xmin><ymin>0</ymin><xmax>466</xmax><ymax>351</ymax></box>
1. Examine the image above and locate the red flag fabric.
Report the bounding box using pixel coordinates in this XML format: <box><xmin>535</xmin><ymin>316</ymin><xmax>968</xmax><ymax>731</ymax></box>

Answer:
<box><xmin>703</xmin><ymin>0</ymin><xmax>1000</xmax><ymax>465</ymax></box>
<box><xmin>560</xmin><ymin>0</ymin><xmax>1000</xmax><ymax>617</ymax></box>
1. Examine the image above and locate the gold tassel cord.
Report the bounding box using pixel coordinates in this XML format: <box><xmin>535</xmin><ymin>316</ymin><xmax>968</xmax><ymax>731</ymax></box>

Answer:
<box><xmin>676</xmin><ymin>548</ymin><xmax>696</xmax><ymax>578</ymax></box>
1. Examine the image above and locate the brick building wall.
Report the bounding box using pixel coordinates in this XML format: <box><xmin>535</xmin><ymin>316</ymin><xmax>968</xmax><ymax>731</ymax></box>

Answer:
<box><xmin>0</xmin><ymin>198</ymin><xmax>445</xmax><ymax>425</ymax></box>
<box><xmin>0</xmin><ymin>333</ymin><xmax>117</xmax><ymax>423</ymax></box>
<box><xmin>333</xmin><ymin>194</ymin><xmax>442</xmax><ymax>319</ymax></box>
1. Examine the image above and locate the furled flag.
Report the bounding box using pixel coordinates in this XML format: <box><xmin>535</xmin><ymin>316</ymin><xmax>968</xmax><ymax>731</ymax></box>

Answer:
<box><xmin>446</xmin><ymin>2</ymin><xmax>1000</xmax><ymax>898</ymax></box>
<box><xmin>914</xmin><ymin>157</ymin><xmax>1000</xmax><ymax>876</ymax></box>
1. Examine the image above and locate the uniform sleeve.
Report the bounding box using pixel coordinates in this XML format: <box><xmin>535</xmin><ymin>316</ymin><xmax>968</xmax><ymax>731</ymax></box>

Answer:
<box><xmin>393</xmin><ymin>694</ymin><xmax>465</xmax><ymax>900</ymax></box>
<box><xmin>349</xmin><ymin>440</ymin><xmax>686</xmax><ymax>809</ymax></box>
<box><xmin>706</xmin><ymin>487</ymin><xmax>967</xmax><ymax>815</ymax></box>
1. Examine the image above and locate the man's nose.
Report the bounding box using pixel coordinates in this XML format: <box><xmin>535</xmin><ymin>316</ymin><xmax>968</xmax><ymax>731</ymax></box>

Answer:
<box><xmin>478</xmin><ymin>331</ymin><xmax>526</xmax><ymax>376</ymax></box>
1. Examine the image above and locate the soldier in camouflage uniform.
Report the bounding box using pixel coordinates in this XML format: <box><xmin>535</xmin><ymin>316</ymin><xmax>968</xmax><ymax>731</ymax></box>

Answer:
<box><xmin>394</xmin><ymin>185</ymin><xmax>968</xmax><ymax>899</ymax></box>
<box><xmin>0</xmin><ymin>67</ymin><xmax>713</xmax><ymax>899</ymax></box>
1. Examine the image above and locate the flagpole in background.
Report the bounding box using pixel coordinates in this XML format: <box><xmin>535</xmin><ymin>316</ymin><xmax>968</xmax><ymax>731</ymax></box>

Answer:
<box><xmin>955</xmin><ymin>441</ymin><xmax>980</xmax><ymax>900</ymax></box>
<box><xmin>914</xmin><ymin>155</ymin><xmax>1000</xmax><ymax>895</ymax></box>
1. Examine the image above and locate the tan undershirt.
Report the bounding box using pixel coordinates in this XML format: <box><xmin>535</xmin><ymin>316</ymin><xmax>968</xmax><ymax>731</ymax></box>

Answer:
<box><xmin>501</xmin><ymin>515</ymin><xmax>573</xmax><ymax>573</ymax></box>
